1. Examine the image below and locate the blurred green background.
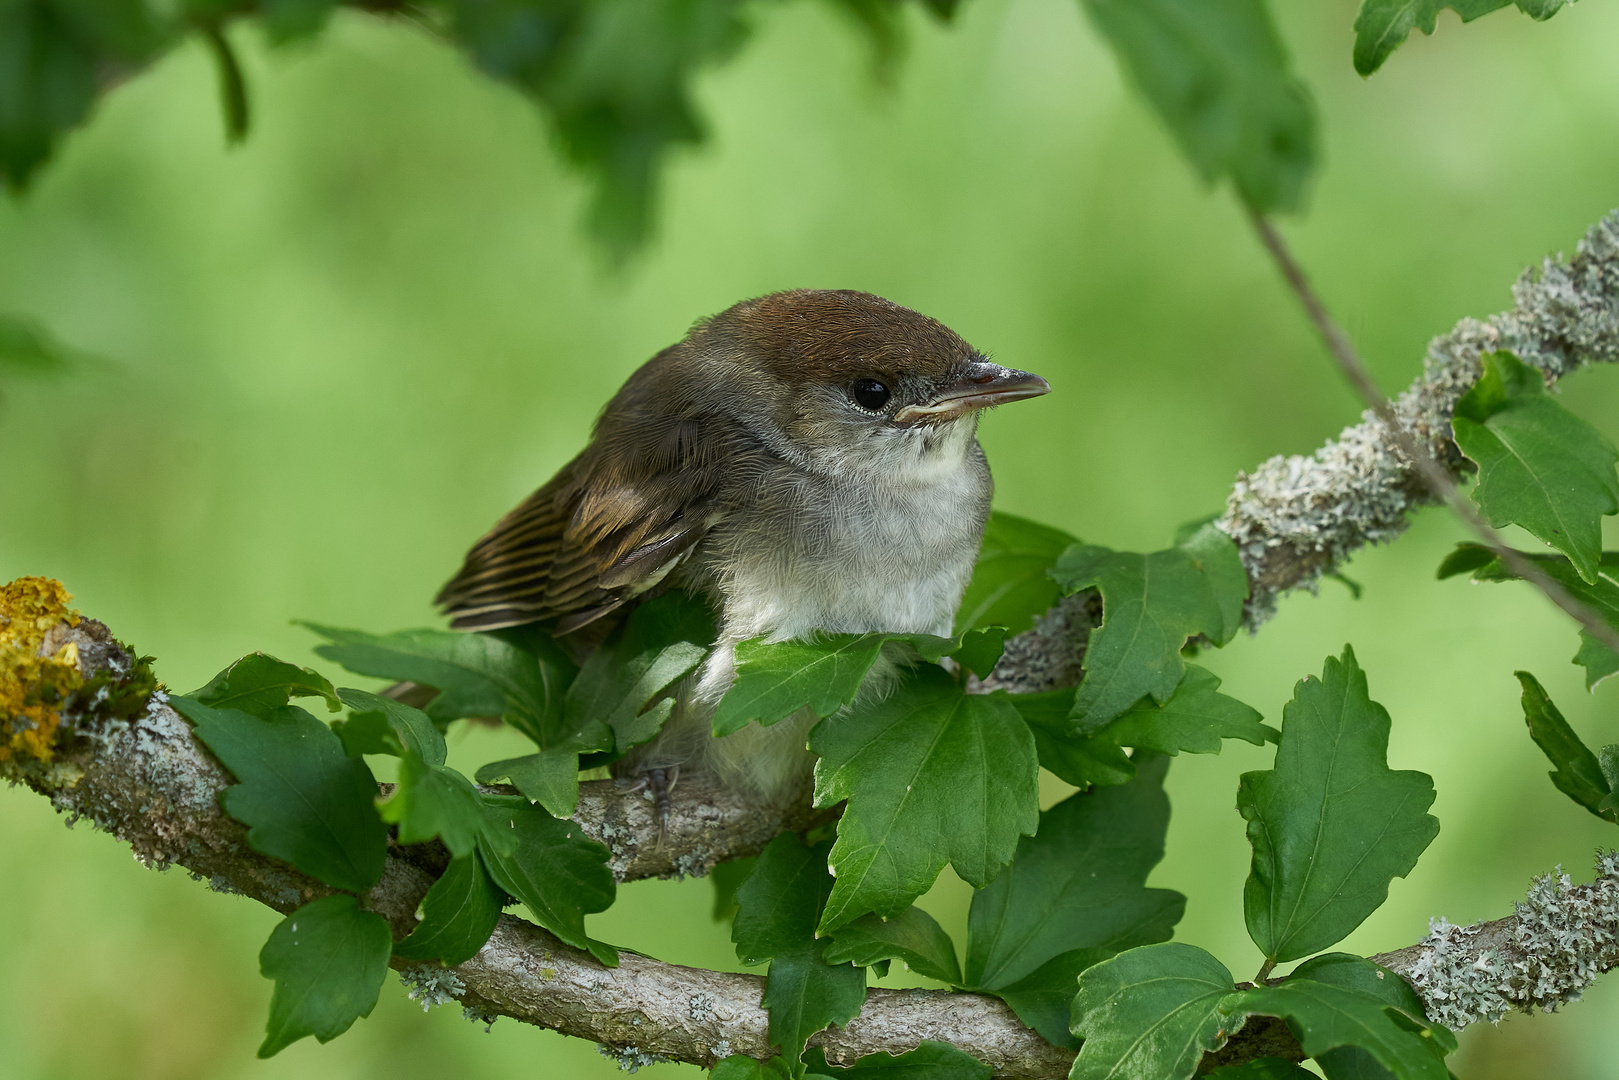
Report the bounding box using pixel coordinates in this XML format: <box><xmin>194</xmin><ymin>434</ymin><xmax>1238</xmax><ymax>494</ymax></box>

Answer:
<box><xmin>2</xmin><ymin>0</ymin><xmax>1618</xmax><ymax>1075</ymax></box>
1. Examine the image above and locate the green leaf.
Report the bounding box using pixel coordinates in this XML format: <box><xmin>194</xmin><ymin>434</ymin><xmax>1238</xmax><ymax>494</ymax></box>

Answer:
<box><xmin>953</xmin><ymin>626</ymin><xmax>1008</xmax><ymax>681</ymax></box>
<box><xmin>190</xmin><ymin>653</ymin><xmax>340</xmax><ymax>717</ymax></box>
<box><xmin>1515</xmin><ymin>671</ymin><xmax>1616</xmax><ymax>823</ymax></box>
<box><xmin>303</xmin><ymin>622</ymin><xmax>575</xmax><ymax>746</ymax></box>
<box><xmin>1239</xmin><ymin>647</ymin><xmax>1439</xmax><ymax>964</ymax></box>
<box><xmin>1351</xmin><ymin>0</ymin><xmax>1568</xmax><ymax>77</ymax></box>
<box><xmin>1051</xmin><ymin>543</ymin><xmax>1237</xmax><ymax>729</ymax></box>
<box><xmin>476</xmin><ymin>750</ymin><xmax>585</xmax><ymax>818</ymax></box>
<box><xmin>1287</xmin><ymin>952</ymin><xmax>1455</xmax><ymax>1054</ymax></box>
<box><xmin>1097</xmin><ymin>665</ymin><xmax>1276</xmax><ymax>755</ymax></box>
<box><xmin>1600</xmin><ymin>745</ymin><xmax>1619</xmax><ymax>815</ymax></box>
<box><xmin>477</xmin><ymin>796</ymin><xmax>617</xmax><ymax>966</ymax></box>
<box><xmin>1174</xmin><ymin>521</ymin><xmax>1250</xmax><ymax>644</ymax></box>
<box><xmin>733</xmin><ymin>834</ymin><xmax>867</xmax><ymax>1062</ymax></box>
<box><xmin>1006</xmin><ymin>687</ymin><xmax>1137</xmax><ymax>789</ymax></box>
<box><xmin>333</xmin><ymin>688</ymin><xmax>447</xmax><ymax>765</ymax></box>
<box><xmin>378</xmin><ymin>751</ymin><xmax>489</xmax><ymax>858</ymax></box>
<box><xmin>566</xmin><ymin>590</ymin><xmax>711</xmax><ymax>753</ymax></box>
<box><xmin>811</xmin><ymin>665</ymin><xmax>1039</xmax><ymax>932</ymax></box>
<box><xmin>823</xmin><ymin>906</ymin><xmax>963</xmax><ymax>984</ymax></box>
<box><xmin>175</xmin><ymin>696</ymin><xmax>387</xmax><ymax>893</ymax></box>
<box><xmin>1452</xmin><ymin>351</ymin><xmax>1619</xmax><ymax>583</ymax></box>
<box><xmin>711</xmin><ymin>1055</ymin><xmax>795</xmax><ymax>1080</ymax></box>
<box><xmin>0</xmin><ymin>0</ymin><xmax>170</xmax><ymax>189</ymax></box>
<box><xmin>1068</xmin><ymin>943</ymin><xmax>1245</xmax><ymax>1080</ymax></box>
<box><xmin>715</xmin><ymin>633</ymin><xmax>893</xmax><ymax>736</ymax></box>
<box><xmin>1235</xmin><ymin>965</ymin><xmax>1450</xmax><ymax>1080</ymax></box>
<box><xmin>1079</xmin><ymin>0</ymin><xmax>1316</xmax><ymax>213</ymax></box>
<box><xmin>1439</xmin><ymin>545</ymin><xmax>1619</xmax><ymax>689</ymax></box>
<box><xmin>1204</xmin><ymin>1060</ymin><xmax>1317</xmax><ymax>1079</ymax></box>
<box><xmin>257</xmin><ymin>894</ymin><xmax>392</xmax><ymax>1057</ymax></box>
<box><xmin>992</xmin><ymin>949</ymin><xmax>1107</xmax><ymax>1050</ymax></box>
<box><xmin>955</xmin><ymin>511</ymin><xmax>1078</xmax><ymax>636</ymax></box>
<box><xmin>710</xmin><ymin>856</ymin><xmax>757</xmax><ymax>923</ymax></box>
<box><xmin>391</xmin><ymin>851</ymin><xmax>506</xmax><ymax>966</ymax></box>
<box><xmin>965</xmin><ymin>753</ymin><xmax>1184</xmax><ymax>990</ymax></box>
<box><xmin>803</xmin><ymin>1041</ymin><xmax>991</xmax><ymax>1078</ymax></box>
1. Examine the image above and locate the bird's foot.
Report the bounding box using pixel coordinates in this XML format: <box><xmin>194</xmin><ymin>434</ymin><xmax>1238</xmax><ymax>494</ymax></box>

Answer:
<box><xmin>621</xmin><ymin>765</ymin><xmax>680</xmax><ymax>849</ymax></box>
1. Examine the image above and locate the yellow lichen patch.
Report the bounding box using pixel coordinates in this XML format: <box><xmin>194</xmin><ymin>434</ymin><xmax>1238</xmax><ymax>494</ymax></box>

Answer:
<box><xmin>0</xmin><ymin>577</ymin><xmax>82</xmax><ymax>763</ymax></box>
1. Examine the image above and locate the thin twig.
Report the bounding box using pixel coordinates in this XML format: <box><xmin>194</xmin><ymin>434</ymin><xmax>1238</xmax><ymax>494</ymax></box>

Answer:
<box><xmin>1248</xmin><ymin>211</ymin><xmax>1619</xmax><ymax>655</ymax></box>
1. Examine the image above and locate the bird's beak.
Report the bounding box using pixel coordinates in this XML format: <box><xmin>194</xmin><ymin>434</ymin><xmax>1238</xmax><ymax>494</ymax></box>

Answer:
<box><xmin>893</xmin><ymin>362</ymin><xmax>1051</xmax><ymax>426</ymax></box>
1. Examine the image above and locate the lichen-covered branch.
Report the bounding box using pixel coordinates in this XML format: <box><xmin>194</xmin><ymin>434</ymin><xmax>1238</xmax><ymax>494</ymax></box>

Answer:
<box><xmin>1371</xmin><ymin>852</ymin><xmax>1619</xmax><ymax>1030</ymax></box>
<box><xmin>1222</xmin><ymin>211</ymin><xmax>1619</xmax><ymax>626</ymax></box>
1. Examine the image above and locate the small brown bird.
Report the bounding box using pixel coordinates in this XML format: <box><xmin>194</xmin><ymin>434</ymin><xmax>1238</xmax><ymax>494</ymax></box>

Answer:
<box><xmin>436</xmin><ymin>290</ymin><xmax>1049</xmax><ymax>805</ymax></box>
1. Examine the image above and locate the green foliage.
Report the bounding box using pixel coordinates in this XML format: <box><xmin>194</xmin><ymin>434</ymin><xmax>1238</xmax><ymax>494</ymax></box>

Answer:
<box><xmin>965</xmin><ymin>754</ymin><xmax>1183</xmax><ymax>989</ymax></box>
<box><xmin>823</xmin><ymin>905</ymin><xmax>962</xmax><ymax>985</ymax></box>
<box><xmin>477</xmin><ymin>795</ymin><xmax>618</xmax><ymax>966</ymax></box>
<box><xmin>1050</xmin><ymin>529</ymin><xmax>1248</xmax><ymax>730</ymax></box>
<box><xmin>175</xmin><ymin>695</ymin><xmax>388</xmax><ymax>894</ymax></box>
<box><xmin>1069</xmin><ymin>945</ymin><xmax>1452</xmax><ymax>1080</ymax></box>
<box><xmin>810</xmin><ymin>664</ymin><xmax>1039</xmax><ymax>932</ymax></box>
<box><xmin>475</xmin><ymin>749</ymin><xmax>585</xmax><ymax>817</ymax></box>
<box><xmin>390</xmin><ymin>851</ymin><xmax>507</xmax><ymax>966</ymax></box>
<box><xmin>733</xmin><ymin>834</ymin><xmax>866</xmax><ymax>1065</ymax></box>
<box><xmin>711</xmin><ymin>1056</ymin><xmax>794</xmax><ymax>1080</ymax></box>
<box><xmin>1078</xmin><ymin>0</ymin><xmax>1316</xmax><ymax>213</ymax></box>
<box><xmin>1204</xmin><ymin>1062</ymin><xmax>1317</xmax><ymax>1080</ymax></box>
<box><xmin>1239</xmin><ymin>648</ymin><xmax>1438</xmax><ymax>965</ymax></box>
<box><xmin>954</xmin><ymin>511</ymin><xmax>1077</xmax><ymax>636</ymax></box>
<box><xmin>1451</xmin><ymin>351</ymin><xmax>1619</xmax><ymax>583</ymax></box>
<box><xmin>564</xmin><ymin>589</ymin><xmax>712</xmax><ymax>754</ymax></box>
<box><xmin>193</xmin><ymin>652</ymin><xmax>340</xmax><ymax>714</ymax></box>
<box><xmin>331</xmin><ymin>687</ymin><xmax>447</xmax><ymax>764</ymax></box>
<box><xmin>1097</xmin><ymin>665</ymin><xmax>1276</xmax><ymax>755</ymax></box>
<box><xmin>1438</xmin><ymin>544</ymin><xmax>1619</xmax><ymax>688</ymax></box>
<box><xmin>1006</xmin><ymin>686</ymin><xmax>1137</xmax><ymax>788</ymax></box>
<box><xmin>1351</xmin><ymin>0</ymin><xmax>1571</xmax><ymax>76</ymax></box>
<box><xmin>378</xmin><ymin>748</ymin><xmax>491</xmax><ymax>858</ymax></box>
<box><xmin>710</xmin><ymin>855</ymin><xmax>757</xmax><ymax>922</ymax></box>
<box><xmin>305</xmin><ymin>621</ymin><xmax>575</xmax><ymax>742</ymax></box>
<box><xmin>715</xmin><ymin>630</ymin><xmax>955</xmax><ymax>736</ymax></box>
<box><xmin>257</xmin><ymin>894</ymin><xmax>392</xmax><ymax>1057</ymax></box>
<box><xmin>1068</xmin><ymin>943</ymin><xmax>1248</xmax><ymax>1080</ymax></box>
<box><xmin>803</xmin><ymin>1042</ymin><xmax>991</xmax><ymax>1078</ymax></box>
<box><xmin>1515</xmin><ymin>671</ymin><xmax>1619</xmax><ymax>823</ymax></box>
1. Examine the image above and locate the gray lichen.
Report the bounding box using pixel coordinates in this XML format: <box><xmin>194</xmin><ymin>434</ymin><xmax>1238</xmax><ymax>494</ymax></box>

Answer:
<box><xmin>399</xmin><ymin>967</ymin><xmax>467</xmax><ymax>1011</ymax></box>
<box><xmin>597</xmin><ymin>1043</ymin><xmax>671</xmax><ymax>1073</ymax></box>
<box><xmin>688</xmin><ymin>992</ymin><xmax>714</xmax><ymax>1022</ymax></box>
<box><xmin>1221</xmin><ymin>212</ymin><xmax>1619</xmax><ymax>627</ymax></box>
<box><xmin>1389</xmin><ymin>851</ymin><xmax>1619</xmax><ymax>1029</ymax></box>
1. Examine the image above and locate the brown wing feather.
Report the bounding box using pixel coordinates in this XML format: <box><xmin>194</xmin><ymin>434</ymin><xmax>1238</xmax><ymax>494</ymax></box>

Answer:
<box><xmin>435</xmin><ymin>405</ymin><xmax>727</xmax><ymax>632</ymax></box>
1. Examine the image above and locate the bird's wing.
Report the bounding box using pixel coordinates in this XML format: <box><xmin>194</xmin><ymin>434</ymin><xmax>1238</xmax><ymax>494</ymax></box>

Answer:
<box><xmin>435</xmin><ymin>424</ymin><xmax>721</xmax><ymax>633</ymax></box>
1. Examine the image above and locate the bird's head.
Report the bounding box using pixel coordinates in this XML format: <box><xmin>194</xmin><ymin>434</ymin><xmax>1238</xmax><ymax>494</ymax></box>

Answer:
<box><xmin>688</xmin><ymin>289</ymin><xmax>1050</xmax><ymax>477</ymax></box>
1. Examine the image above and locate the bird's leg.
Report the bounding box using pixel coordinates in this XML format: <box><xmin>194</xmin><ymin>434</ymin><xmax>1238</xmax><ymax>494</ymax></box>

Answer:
<box><xmin>619</xmin><ymin>764</ymin><xmax>681</xmax><ymax>848</ymax></box>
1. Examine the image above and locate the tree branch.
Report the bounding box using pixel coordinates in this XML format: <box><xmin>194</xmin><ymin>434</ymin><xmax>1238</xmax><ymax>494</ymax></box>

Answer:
<box><xmin>6</xmin><ymin>210</ymin><xmax>1619</xmax><ymax>1075</ymax></box>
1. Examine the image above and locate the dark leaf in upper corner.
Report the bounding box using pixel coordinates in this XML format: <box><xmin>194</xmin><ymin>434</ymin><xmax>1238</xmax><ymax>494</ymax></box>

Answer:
<box><xmin>0</xmin><ymin>0</ymin><xmax>171</xmax><ymax>189</ymax></box>
<box><xmin>1239</xmin><ymin>648</ymin><xmax>1438</xmax><ymax>964</ymax></box>
<box><xmin>1351</xmin><ymin>0</ymin><xmax>1570</xmax><ymax>77</ymax></box>
<box><xmin>391</xmin><ymin>851</ymin><xmax>506</xmax><ymax>966</ymax></box>
<box><xmin>1079</xmin><ymin>0</ymin><xmax>1316</xmax><ymax>213</ymax></box>
<box><xmin>965</xmin><ymin>753</ymin><xmax>1184</xmax><ymax>991</ymax></box>
<box><xmin>191</xmin><ymin>653</ymin><xmax>340</xmax><ymax>717</ymax></box>
<box><xmin>1515</xmin><ymin>671</ymin><xmax>1616</xmax><ymax>823</ymax></box>
<box><xmin>1452</xmin><ymin>351</ymin><xmax>1619</xmax><ymax>583</ymax></box>
<box><xmin>954</xmin><ymin>511</ymin><xmax>1079</xmax><ymax>636</ymax></box>
<box><xmin>811</xmin><ymin>665</ymin><xmax>1039</xmax><ymax>933</ymax></box>
<box><xmin>175</xmin><ymin>695</ymin><xmax>387</xmax><ymax>893</ymax></box>
<box><xmin>257</xmin><ymin>894</ymin><xmax>392</xmax><ymax>1057</ymax></box>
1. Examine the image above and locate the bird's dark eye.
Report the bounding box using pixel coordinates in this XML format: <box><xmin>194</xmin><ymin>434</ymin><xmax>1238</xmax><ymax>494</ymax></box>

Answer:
<box><xmin>851</xmin><ymin>379</ymin><xmax>891</xmax><ymax>411</ymax></box>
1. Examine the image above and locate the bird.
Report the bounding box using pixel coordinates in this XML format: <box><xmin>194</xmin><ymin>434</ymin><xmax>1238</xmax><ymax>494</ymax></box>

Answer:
<box><xmin>434</xmin><ymin>289</ymin><xmax>1050</xmax><ymax>808</ymax></box>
